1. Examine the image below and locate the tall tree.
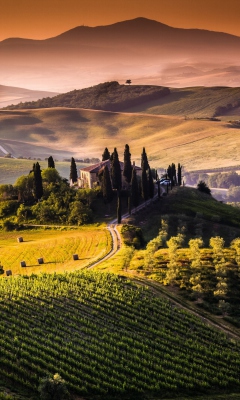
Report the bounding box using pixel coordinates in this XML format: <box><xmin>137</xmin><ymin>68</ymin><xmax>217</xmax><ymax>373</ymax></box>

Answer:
<box><xmin>70</xmin><ymin>157</ymin><xmax>78</xmax><ymax>184</ymax></box>
<box><xmin>110</xmin><ymin>148</ymin><xmax>122</xmax><ymax>190</ymax></box>
<box><xmin>102</xmin><ymin>148</ymin><xmax>110</xmax><ymax>161</ymax></box>
<box><xmin>102</xmin><ymin>165</ymin><xmax>113</xmax><ymax>204</ymax></box>
<box><xmin>141</xmin><ymin>168</ymin><xmax>148</xmax><ymax>201</ymax></box>
<box><xmin>141</xmin><ymin>147</ymin><xmax>149</xmax><ymax>172</ymax></box>
<box><xmin>131</xmin><ymin>167</ymin><xmax>139</xmax><ymax>208</ymax></box>
<box><xmin>148</xmin><ymin>168</ymin><xmax>155</xmax><ymax>199</ymax></box>
<box><xmin>47</xmin><ymin>156</ymin><xmax>55</xmax><ymax>169</ymax></box>
<box><xmin>33</xmin><ymin>162</ymin><xmax>43</xmax><ymax>200</ymax></box>
<box><xmin>177</xmin><ymin>163</ymin><xmax>182</xmax><ymax>186</ymax></box>
<box><xmin>123</xmin><ymin>144</ymin><xmax>132</xmax><ymax>184</ymax></box>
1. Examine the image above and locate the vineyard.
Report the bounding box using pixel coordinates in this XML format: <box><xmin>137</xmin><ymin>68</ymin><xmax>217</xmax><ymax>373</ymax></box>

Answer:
<box><xmin>0</xmin><ymin>226</ymin><xmax>110</xmax><ymax>276</ymax></box>
<box><xmin>1</xmin><ymin>271</ymin><xmax>240</xmax><ymax>399</ymax></box>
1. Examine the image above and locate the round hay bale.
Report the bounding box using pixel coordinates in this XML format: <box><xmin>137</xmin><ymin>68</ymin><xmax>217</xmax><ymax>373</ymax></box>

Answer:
<box><xmin>73</xmin><ymin>254</ymin><xmax>79</xmax><ymax>261</ymax></box>
<box><xmin>38</xmin><ymin>258</ymin><xmax>44</xmax><ymax>264</ymax></box>
<box><xmin>20</xmin><ymin>261</ymin><xmax>26</xmax><ymax>268</ymax></box>
<box><xmin>6</xmin><ymin>270</ymin><xmax>12</xmax><ymax>276</ymax></box>
<box><xmin>17</xmin><ymin>237</ymin><xmax>23</xmax><ymax>243</ymax></box>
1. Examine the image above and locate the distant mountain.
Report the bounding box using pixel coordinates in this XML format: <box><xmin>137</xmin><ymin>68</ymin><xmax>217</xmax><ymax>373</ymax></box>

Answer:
<box><xmin>1</xmin><ymin>17</ymin><xmax>240</xmax><ymax>91</ymax></box>
<box><xmin>0</xmin><ymin>84</ymin><xmax>58</xmax><ymax>108</ymax></box>
<box><xmin>3</xmin><ymin>81</ymin><xmax>170</xmax><ymax>111</ymax></box>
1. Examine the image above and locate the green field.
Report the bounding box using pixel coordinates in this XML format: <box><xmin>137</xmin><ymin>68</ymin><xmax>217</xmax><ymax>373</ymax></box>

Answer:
<box><xmin>1</xmin><ymin>271</ymin><xmax>240</xmax><ymax>399</ymax></box>
<box><xmin>0</xmin><ymin>226</ymin><xmax>110</xmax><ymax>276</ymax></box>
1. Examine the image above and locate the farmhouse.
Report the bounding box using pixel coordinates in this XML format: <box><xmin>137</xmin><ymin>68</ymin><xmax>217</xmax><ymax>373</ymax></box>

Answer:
<box><xmin>78</xmin><ymin>159</ymin><xmax>141</xmax><ymax>189</ymax></box>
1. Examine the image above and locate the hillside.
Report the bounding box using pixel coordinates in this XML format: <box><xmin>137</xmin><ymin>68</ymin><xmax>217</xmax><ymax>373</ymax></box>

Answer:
<box><xmin>3</xmin><ymin>82</ymin><xmax>170</xmax><ymax>112</ymax></box>
<box><xmin>0</xmin><ymin>84</ymin><xmax>58</xmax><ymax>108</ymax></box>
<box><xmin>3</xmin><ymin>83</ymin><xmax>240</xmax><ymax>119</ymax></box>
<box><xmin>1</xmin><ymin>271</ymin><xmax>240</xmax><ymax>399</ymax></box>
<box><xmin>1</xmin><ymin>106</ymin><xmax>240</xmax><ymax>174</ymax></box>
<box><xmin>1</xmin><ymin>17</ymin><xmax>240</xmax><ymax>91</ymax></box>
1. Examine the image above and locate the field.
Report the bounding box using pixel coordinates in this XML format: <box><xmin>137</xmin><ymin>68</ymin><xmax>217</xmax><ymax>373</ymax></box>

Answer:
<box><xmin>0</xmin><ymin>226</ymin><xmax>111</xmax><ymax>276</ymax></box>
<box><xmin>0</xmin><ymin>158</ymin><xmax>87</xmax><ymax>184</ymax></box>
<box><xmin>1</xmin><ymin>271</ymin><xmax>240</xmax><ymax>399</ymax></box>
<box><xmin>1</xmin><ymin>106</ymin><xmax>240</xmax><ymax>175</ymax></box>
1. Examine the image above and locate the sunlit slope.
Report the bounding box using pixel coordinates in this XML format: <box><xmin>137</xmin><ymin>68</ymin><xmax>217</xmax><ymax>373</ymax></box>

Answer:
<box><xmin>0</xmin><ymin>107</ymin><xmax>240</xmax><ymax>170</ymax></box>
<box><xmin>124</xmin><ymin>86</ymin><xmax>240</xmax><ymax>117</ymax></box>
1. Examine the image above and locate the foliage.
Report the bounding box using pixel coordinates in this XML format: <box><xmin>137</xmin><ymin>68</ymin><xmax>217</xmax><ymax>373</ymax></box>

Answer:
<box><xmin>1</xmin><ymin>271</ymin><xmax>240</xmax><ymax>398</ymax></box>
<box><xmin>110</xmin><ymin>148</ymin><xmax>121</xmax><ymax>190</ymax></box>
<box><xmin>121</xmin><ymin>224</ymin><xmax>144</xmax><ymax>249</ymax></box>
<box><xmin>102</xmin><ymin>147</ymin><xmax>110</xmax><ymax>161</ymax></box>
<box><xmin>197</xmin><ymin>180</ymin><xmax>211</xmax><ymax>195</ymax></box>
<box><xmin>68</xmin><ymin>201</ymin><xmax>93</xmax><ymax>225</ymax></box>
<box><xmin>130</xmin><ymin>167</ymin><xmax>139</xmax><ymax>208</ymax></box>
<box><xmin>47</xmin><ymin>156</ymin><xmax>55</xmax><ymax>169</ymax></box>
<box><xmin>33</xmin><ymin>162</ymin><xmax>43</xmax><ymax>200</ymax></box>
<box><xmin>4</xmin><ymin>81</ymin><xmax>170</xmax><ymax>112</ymax></box>
<box><xmin>69</xmin><ymin>157</ymin><xmax>78</xmax><ymax>184</ymax></box>
<box><xmin>102</xmin><ymin>165</ymin><xmax>113</xmax><ymax>204</ymax></box>
<box><xmin>38</xmin><ymin>373</ymin><xmax>70</xmax><ymax>400</ymax></box>
<box><xmin>123</xmin><ymin>144</ymin><xmax>132</xmax><ymax>184</ymax></box>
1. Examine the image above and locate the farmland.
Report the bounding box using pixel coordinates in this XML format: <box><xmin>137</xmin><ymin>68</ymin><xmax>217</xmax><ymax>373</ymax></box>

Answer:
<box><xmin>1</xmin><ymin>271</ymin><xmax>240</xmax><ymax>399</ymax></box>
<box><xmin>0</xmin><ymin>226</ymin><xmax>111</xmax><ymax>275</ymax></box>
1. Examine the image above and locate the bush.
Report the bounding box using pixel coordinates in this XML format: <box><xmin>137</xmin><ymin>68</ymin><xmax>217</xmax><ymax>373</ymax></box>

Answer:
<box><xmin>121</xmin><ymin>224</ymin><xmax>144</xmax><ymax>249</ymax></box>
<box><xmin>38</xmin><ymin>373</ymin><xmax>70</xmax><ymax>400</ymax></box>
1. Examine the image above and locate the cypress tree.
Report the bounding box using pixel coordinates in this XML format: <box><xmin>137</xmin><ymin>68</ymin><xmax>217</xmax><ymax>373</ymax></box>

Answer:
<box><xmin>110</xmin><ymin>148</ymin><xmax>122</xmax><ymax>190</ymax></box>
<box><xmin>123</xmin><ymin>144</ymin><xmax>132</xmax><ymax>184</ymax></box>
<box><xmin>33</xmin><ymin>162</ymin><xmax>43</xmax><ymax>200</ymax></box>
<box><xmin>148</xmin><ymin>168</ymin><xmax>155</xmax><ymax>199</ymax></box>
<box><xmin>102</xmin><ymin>165</ymin><xmax>113</xmax><ymax>204</ymax></box>
<box><xmin>141</xmin><ymin>168</ymin><xmax>148</xmax><ymax>201</ymax></box>
<box><xmin>178</xmin><ymin>163</ymin><xmax>182</xmax><ymax>186</ymax></box>
<box><xmin>141</xmin><ymin>147</ymin><xmax>149</xmax><ymax>172</ymax></box>
<box><xmin>117</xmin><ymin>195</ymin><xmax>122</xmax><ymax>223</ymax></box>
<box><xmin>131</xmin><ymin>167</ymin><xmax>139</xmax><ymax>208</ymax></box>
<box><xmin>48</xmin><ymin>156</ymin><xmax>55</xmax><ymax>168</ymax></box>
<box><xmin>102</xmin><ymin>148</ymin><xmax>110</xmax><ymax>161</ymax></box>
<box><xmin>70</xmin><ymin>157</ymin><xmax>78</xmax><ymax>184</ymax></box>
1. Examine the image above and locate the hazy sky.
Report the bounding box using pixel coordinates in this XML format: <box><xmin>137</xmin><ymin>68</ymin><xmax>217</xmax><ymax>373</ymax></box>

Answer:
<box><xmin>0</xmin><ymin>0</ymin><xmax>240</xmax><ymax>41</ymax></box>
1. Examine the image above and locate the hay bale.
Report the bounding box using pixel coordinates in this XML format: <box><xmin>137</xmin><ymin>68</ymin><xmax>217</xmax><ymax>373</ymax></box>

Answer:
<box><xmin>17</xmin><ymin>237</ymin><xmax>23</xmax><ymax>243</ymax></box>
<box><xmin>72</xmin><ymin>254</ymin><xmax>79</xmax><ymax>261</ymax></box>
<box><xmin>38</xmin><ymin>258</ymin><xmax>44</xmax><ymax>264</ymax></box>
<box><xmin>20</xmin><ymin>261</ymin><xmax>26</xmax><ymax>268</ymax></box>
<box><xmin>6</xmin><ymin>270</ymin><xmax>12</xmax><ymax>276</ymax></box>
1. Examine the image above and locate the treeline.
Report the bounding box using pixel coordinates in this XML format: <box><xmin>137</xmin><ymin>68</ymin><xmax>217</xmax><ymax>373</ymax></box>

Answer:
<box><xmin>63</xmin><ymin>157</ymin><xmax>100</xmax><ymax>164</ymax></box>
<box><xmin>214</xmin><ymin>99</ymin><xmax>240</xmax><ymax>116</ymax></box>
<box><xmin>185</xmin><ymin>171</ymin><xmax>240</xmax><ymax>189</ymax></box>
<box><xmin>4</xmin><ymin>81</ymin><xmax>170</xmax><ymax>112</ymax></box>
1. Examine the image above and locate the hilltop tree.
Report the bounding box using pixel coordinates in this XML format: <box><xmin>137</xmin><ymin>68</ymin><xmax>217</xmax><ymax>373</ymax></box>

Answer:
<box><xmin>123</xmin><ymin>144</ymin><xmax>132</xmax><ymax>184</ymax></box>
<box><xmin>102</xmin><ymin>165</ymin><xmax>113</xmax><ymax>204</ymax></box>
<box><xmin>33</xmin><ymin>162</ymin><xmax>43</xmax><ymax>200</ymax></box>
<box><xmin>70</xmin><ymin>157</ymin><xmax>78</xmax><ymax>184</ymax></box>
<box><xmin>125</xmin><ymin>79</ymin><xmax>131</xmax><ymax>85</ymax></box>
<box><xmin>102</xmin><ymin>147</ymin><xmax>110</xmax><ymax>161</ymax></box>
<box><xmin>48</xmin><ymin>156</ymin><xmax>55</xmax><ymax>169</ymax></box>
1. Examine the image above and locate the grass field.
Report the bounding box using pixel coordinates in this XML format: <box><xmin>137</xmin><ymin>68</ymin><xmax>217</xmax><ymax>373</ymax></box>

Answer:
<box><xmin>0</xmin><ymin>226</ymin><xmax>111</xmax><ymax>276</ymax></box>
<box><xmin>1</xmin><ymin>107</ymin><xmax>240</xmax><ymax>174</ymax></box>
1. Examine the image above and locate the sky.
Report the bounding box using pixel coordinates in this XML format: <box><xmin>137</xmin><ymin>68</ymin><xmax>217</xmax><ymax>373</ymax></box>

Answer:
<box><xmin>0</xmin><ymin>0</ymin><xmax>240</xmax><ymax>41</ymax></box>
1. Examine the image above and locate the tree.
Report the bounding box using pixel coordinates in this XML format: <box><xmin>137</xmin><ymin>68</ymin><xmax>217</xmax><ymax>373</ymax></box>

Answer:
<box><xmin>148</xmin><ymin>168</ymin><xmax>155</xmax><ymax>199</ymax></box>
<box><xmin>70</xmin><ymin>157</ymin><xmax>78</xmax><ymax>184</ymax></box>
<box><xmin>33</xmin><ymin>162</ymin><xmax>43</xmax><ymax>200</ymax></box>
<box><xmin>110</xmin><ymin>148</ymin><xmax>122</xmax><ymax>190</ymax></box>
<box><xmin>131</xmin><ymin>167</ymin><xmax>139</xmax><ymax>208</ymax></box>
<box><xmin>38</xmin><ymin>373</ymin><xmax>70</xmax><ymax>400</ymax></box>
<box><xmin>47</xmin><ymin>156</ymin><xmax>55</xmax><ymax>168</ymax></box>
<box><xmin>197</xmin><ymin>180</ymin><xmax>211</xmax><ymax>195</ymax></box>
<box><xmin>177</xmin><ymin>163</ymin><xmax>182</xmax><ymax>186</ymax></box>
<box><xmin>141</xmin><ymin>168</ymin><xmax>148</xmax><ymax>201</ymax></box>
<box><xmin>42</xmin><ymin>168</ymin><xmax>61</xmax><ymax>185</ymax></box>
<box><xmin>102</xmin><ymin>147</ymin><xmax>110</xmax><ymax>161</ymax></box>
<box><xmin>125</xmin><ymin>79</ymin><xmax>131</xmax><ymax>85</ymax></box>
<box><xmin>123</xmin><ymin>144</ymin><xmax>132</xmax><ymax>184</ymax></box>
<box><xmin>102</xmin><ymin>165</ymin><xmax>113</xmax><ymax>204</ymax></box>
<box><xmin>141</xmin><ymin>147</ymin><xmax>149</xmax><ymax>172</ymax></box>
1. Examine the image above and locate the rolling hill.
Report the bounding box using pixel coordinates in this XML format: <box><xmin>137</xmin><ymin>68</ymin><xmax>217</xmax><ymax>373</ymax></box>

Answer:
<box><xmin>1</xmin><ymin>17</ymin><xmax>240</xmax><ymax>92</ymax></box>
<box><xmin>0</xmin><ymin>105</ymin><xmax>240</xmax><ymax>173</ymax></box>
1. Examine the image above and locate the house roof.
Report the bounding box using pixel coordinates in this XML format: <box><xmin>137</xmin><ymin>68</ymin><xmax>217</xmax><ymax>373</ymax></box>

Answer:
<box><xmin>80</xmin><ymin>159</ymin><xmax>141</xmax><ymax>174</ymax></box>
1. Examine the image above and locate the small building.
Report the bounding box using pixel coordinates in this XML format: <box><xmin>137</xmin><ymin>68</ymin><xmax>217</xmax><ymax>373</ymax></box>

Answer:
<box><xmin>78</xmin><ymin>159</ymin><xmax>141</xmax><ymax>189</ymax></box>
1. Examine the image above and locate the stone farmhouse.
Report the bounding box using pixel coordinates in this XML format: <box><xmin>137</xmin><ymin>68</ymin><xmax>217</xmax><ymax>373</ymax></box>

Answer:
<box><xmin>78</xmin><ymin>159</ymin><xmax>141</xmax><ymax>189</ymax></box>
